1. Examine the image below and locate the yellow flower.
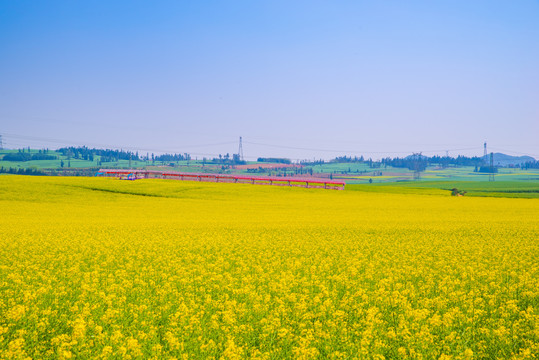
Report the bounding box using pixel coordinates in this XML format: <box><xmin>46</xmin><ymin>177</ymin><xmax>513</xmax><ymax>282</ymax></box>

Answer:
<box><xmin>1</xmin><ymin>175</ymin><xmax>538</xmax><ymax>359</ymax></box>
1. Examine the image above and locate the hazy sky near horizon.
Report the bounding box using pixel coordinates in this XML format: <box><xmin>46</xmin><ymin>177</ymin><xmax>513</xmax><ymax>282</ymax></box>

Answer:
<box><xmin>1</xmin><ymin>1</ymin><xmax>538</xmax><ymax>160</ymax></box>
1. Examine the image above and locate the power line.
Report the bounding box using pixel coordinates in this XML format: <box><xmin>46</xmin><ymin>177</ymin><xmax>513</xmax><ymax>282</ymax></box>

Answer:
<box><xmin>244</xmin><ymin>140</ymin><xmax>481</xmax><ymax>155</ymax></box>
<box><xmin>1</xmin><ymin>132</ymin><xmax>237</xmax><ymax>153</ymax></box>
<box><xmin>3</xmin><ymin>131</ymin><xmax>537</xmax><ymax>160</ymax></box>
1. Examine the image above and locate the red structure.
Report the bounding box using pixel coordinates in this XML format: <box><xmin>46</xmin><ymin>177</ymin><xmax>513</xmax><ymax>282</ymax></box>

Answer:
<box><xmin>96</xmin><ymin>169</ymin><xmax>345</xmax><ymax>190</ymax></box>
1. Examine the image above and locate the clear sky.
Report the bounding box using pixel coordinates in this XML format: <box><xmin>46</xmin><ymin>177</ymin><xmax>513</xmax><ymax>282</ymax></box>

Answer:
<box><xmin>1</xmin><ymin>1</ymin><xmax>538</xmax><ymax>161</ymax></box>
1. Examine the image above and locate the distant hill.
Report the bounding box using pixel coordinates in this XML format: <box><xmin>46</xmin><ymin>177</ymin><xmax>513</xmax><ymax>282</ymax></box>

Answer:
<box><xmin>491</xmin><ymin>153</ymin><xmax>535</xmax><ymax>166</ymax></box>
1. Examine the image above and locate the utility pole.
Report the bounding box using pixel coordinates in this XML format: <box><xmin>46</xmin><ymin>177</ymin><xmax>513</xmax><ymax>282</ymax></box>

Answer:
<box><xmin>489</xmin><ymin>152</ymin><xmax>495</xmax><ymax>181</ymax></box>
<box><xmin>238</xmin><ymin>136</ymin><xmax>244</xmax><ymax>161</ymax></box>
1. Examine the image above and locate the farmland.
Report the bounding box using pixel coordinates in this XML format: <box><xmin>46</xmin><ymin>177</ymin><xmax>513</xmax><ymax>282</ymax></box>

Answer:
<box><xmin>1</xmin><ymin>176</ymin><xmax>538</xmax><ymax>359</ymax></box>
<box><xmin>2</xmin><ymin>147</ymin><xmax>539</xmax><ymax>184</ymax></box>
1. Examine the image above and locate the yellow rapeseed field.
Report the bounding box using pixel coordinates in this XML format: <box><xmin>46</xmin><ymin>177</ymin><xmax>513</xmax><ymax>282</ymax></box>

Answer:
<box><xmin>0</xmin><ymin>175</ymin><xmax>538</xmax><ymax>359</ymax></box>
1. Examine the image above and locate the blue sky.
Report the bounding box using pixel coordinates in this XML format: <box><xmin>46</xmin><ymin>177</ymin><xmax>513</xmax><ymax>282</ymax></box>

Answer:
<box><xmin>1</xmin><ymin>1</ymin><xmax>538</xmax><ymax>160</ymax></box>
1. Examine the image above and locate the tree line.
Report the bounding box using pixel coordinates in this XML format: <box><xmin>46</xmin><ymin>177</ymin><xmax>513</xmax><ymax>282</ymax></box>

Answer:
<box><xmin>2</xmin><ymin>153</ymin><xmax>57</xmax><ymax>162</ymax></box>
<box><xmin>0</xmin><ymin>166</ymin><xmax>45</xmax><ymax>175</ymax></box>
<box><xmin>57</xmin><ymin>146</ymin><xmax>138</xmax><ymax>162</ymax></box>
<box><xmin>257</xmin><ymin>157</ymin><xmax>291</xmax><ymax>164</ymax></box>
<box><xmin>57</xmin><ymin>147</ymin><xmax>194</xmax><ymax>164</ymax></box>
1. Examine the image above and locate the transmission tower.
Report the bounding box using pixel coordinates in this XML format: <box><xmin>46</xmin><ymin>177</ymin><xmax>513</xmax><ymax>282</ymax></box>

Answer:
<box><xmin>489</xmin><ymin>152</ymin><xmax>495</xmax><ymax>181</ymax></box>
<box><xmin>413</xmin><ymin>152</ymin><xmax>422</xmax><ymax>180</ymax></box>
<box><xmin>238</xmin><ymin>136</ymin><xmax>244</xmax><ymax>161</ymax></box>
<box><xmin>483</xmin><ymin>142</ymin><xmax>488</xmax><ymax>164</ymax></box>
<box><xmin>0</xmin><ymin>134</ymin><xmax>3</xmax><ymax>150</ymax></box>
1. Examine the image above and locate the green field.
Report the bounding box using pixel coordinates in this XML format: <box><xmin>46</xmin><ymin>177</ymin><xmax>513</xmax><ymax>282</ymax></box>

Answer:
<box><xmin>348</xmin><ymin>181</ymin><xmax>539</xmax><ymax>199</ymax></box>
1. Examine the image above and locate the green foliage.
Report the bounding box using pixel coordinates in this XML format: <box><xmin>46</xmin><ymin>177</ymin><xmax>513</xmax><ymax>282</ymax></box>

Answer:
<box><xmin>450</xmin><ymin>188</ymin><xmax>467</xmax><ymax>196</ymax></box>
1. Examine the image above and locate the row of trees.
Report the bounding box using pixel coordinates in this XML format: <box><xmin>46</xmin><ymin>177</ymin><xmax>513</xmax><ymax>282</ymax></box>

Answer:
<box><xmin>381</xmin><ymin>155</ymin><xmax>484</xmax><ymax>170</ymax></box>
<box><xmin>57</xmin><ymin>146</ymin><xmax>137</xmax><ymax>162</ymax></box>
<box><xmin>57</xmin><ymin>146</ymin><xmax>194</xmax><ymax>164</ymax></box>
<box><xmin>332</xmin><ymin>156</ymin><xmax>365</xmax><ymax>163</ymax></box>
<box><xmin>322</xmin><ymin>155</ymin><xmax>487</xmax><ymax>169</ymax></box>
<box><xmin>205</xmin><ymin>153</ymin><xmax>246</xmax><ymax>165</ymax></box>
<box><xmin>14</xmin><ymin>147</ymin><xmax>51</xmax><ymax>153</ymax></box>
<box><xmin>2</xmin><ymin>153</ymin><xmax>57</xmax><ymax>162</ymax></box>
<box><xmin>521</xmin><ymin>161</ymin><xmax>539</xmax><ymax>169</ymax></box>
<box><xmin>247</xmin><ymin>167</ymin><xmax>314</xmax><ymax>176</ymax></box>
<box><xmin>154</xmin><ymin>153</ymin><xmax>191</xmax><ymax>162</ymax></box>
<box><xmin>0</xmin><ymin>166</ymin><xmax>45</xmax><ymax>175</ymax></box>
<box><xmin>257</xmin><ymin>157</ymin><xmax>291</xmax><ymax>164</ymax></box>
<box><xmin>328</xmin><ymin>154</ymin><xmax>539</xmax><ymax>170</ymax></box>
<box><xmin>3</xmin><ymin>146</ymin><xmax>197</xmax><ymax>165</ymax></box>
